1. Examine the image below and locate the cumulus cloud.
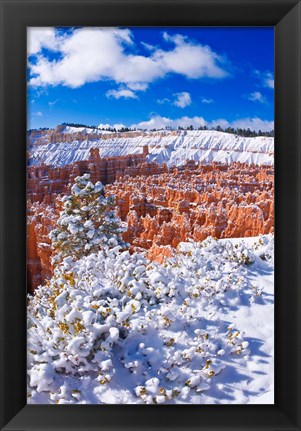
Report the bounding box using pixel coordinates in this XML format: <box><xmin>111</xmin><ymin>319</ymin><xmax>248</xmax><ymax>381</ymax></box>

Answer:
<box><xmin>230</xmin><ymin>117</ymin><xmax>274</xmax><ymax>132</ymax></box>
<box><xmin>29</xmin><ymin>28</ymin><xmax>134</xmax><ymax>88</ymax></box>
<box><xmin>27</xmin><ymin>28</ymin><xmax>62</xmax><ymax>56</ymax></box>
<box><xmin>263</xmin><ymin>73</ymin><xmax>274</xmax><ymax>89</ymax></box>
<box><xmin>130</xmin><ymin>115</ymin><xmax>273</xmax><ymax>132</ymax></box>
<box><xmin>248</xmin><ymin>91</ymin><xmax>266</xmax><ymax>103</ymax></box>
<box><xmin>157</xmin><ymin>97</ymin><xmax>170</xmax><ymax>105</ymax></box>
<box><xmin>98</xmin><ymin>123</ymin><xmax>126</xmax><ymax>130</ymax></box>
<box><xmin>254</xmin><ymin>70</ymin><xmax>274</xmax><ymax>89</ymax></box>
<box><xmin>106</xmin><ymin>88</ymin><xmax>138</xmax><ymax>99</ymax></box>
<box><xmin>173</xmin><ymin>92</ymin><xmax>191</xmax><ymax>108</ymax></box>
<box><xmin>209</xmin><ymin>117</ymin><xmax>273</xmax><ymax>132</ymax></box>
<box><xmin>158</xmin><ymin>92</ymin><xmax>192</xmax><ymax>108</ymax></box>
<box><xmin>28</xmin><ymin>28</ymin><xmax>229</xmax><ymax>89</ymax></box>
<box><xmin>208</xmin><ymin>118</ymin><xmax>233</xmax><ymax>129</ymax></box>
<box><xmin>131</xmin><ymin>115</ymin><xmax>206</xmax><ymax>130</ymax></box>
<box><xmin>156</xmin><ymin>32</ymin><xmax>228</xmax><ymax>79</ymax></box>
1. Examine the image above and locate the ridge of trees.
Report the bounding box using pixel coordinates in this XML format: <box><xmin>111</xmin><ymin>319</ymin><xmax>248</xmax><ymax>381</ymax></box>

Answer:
<box><xmin>28</xmin><ymin>123</ymin><xmax>274</xmax><ymax>138</ymax></box>
<box><xmin>60</xmin><ymin>122</ymin><xmax>274</xmax><ymax>137</ymax></box>
<box><xmin>173</xmin><ymin>125</ymin><xmax>274</xmax><ymax>137</ymax></box>
<box><xmin>27</xmin><ymin>127</ymin><xmax>50</xmax><ymax>133</ymax></box>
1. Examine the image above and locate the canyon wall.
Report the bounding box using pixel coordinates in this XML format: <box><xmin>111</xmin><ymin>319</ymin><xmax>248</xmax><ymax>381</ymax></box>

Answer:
<box><xmin>106</xmin><ymin>162</ymin><xmax>274</xmax><ymax>262</ymax></box>
<box><xmin>27</xmin><ymin>203</ymin><xmax>57</xmax><ymax>292</ymax></box>
<box><xmin>28</xmin><ymin>129</ymin><xmax>274</xmax><ymax>167</ymax></box>
<box><xmin>27</xmin><ymin>147</ymin><xmax>152</xmax><ymax>203</ymax></box>
<box><xmin>27</xmin><ymin>160</ymin><xmax>274</xmax><ymax>291</ymax></box>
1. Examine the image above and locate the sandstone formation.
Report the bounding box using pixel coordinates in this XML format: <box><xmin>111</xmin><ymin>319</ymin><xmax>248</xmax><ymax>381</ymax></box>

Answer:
<box><xmin>27</xmin><ymin>159</ymin><xmax>274</xmax><ymax>292</ymax></box>
<box><xmin>106</xmin><ymin>162</ymin><xmax>274</xmax><ymax>260</ymax></box>
<box><xmin>27</xmin><ymin>147</ymin><xmax>153</xmax><ymax>203</ymax></box>
<box><xmin>27</xmin><ymin>203</ymin><xmax>57</xmax><ymax>292</ymax></box>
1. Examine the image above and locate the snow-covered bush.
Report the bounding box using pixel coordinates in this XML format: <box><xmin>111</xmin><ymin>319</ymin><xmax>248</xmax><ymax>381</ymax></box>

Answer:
<box><xmin>49</xmin><ymin>174</ymin><xmax>127</xmax><ymax>264</ymax></box>
<box><xmin>251</xmin><ymin>234</ymin><xmax>274</xmax><ymax>263</ymax></box>
<box><xmin>27</xmin><ymin>235</ymin><xmax>274</xmax><ymax>404</ymax></box>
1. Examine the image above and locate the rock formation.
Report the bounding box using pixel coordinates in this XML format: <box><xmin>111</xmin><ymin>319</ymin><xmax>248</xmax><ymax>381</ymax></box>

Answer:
<box><xmin>28</xmin><ymin>128</ymin><xmax>274</xmax><ymax>167</ymax></box>
<box><xmin>27</xmin><ymin>160</ymin><xmax>274</xmax><ymax>292</ymax></box>
<box><xmin>27</xmin><ymin>148</ymin><xmax>152</xmax><ymax>203</ymax></box>
<box><xmin>106</xmin><ymin>162</ymin><xmax>274</xmax><ymax>262</ymax></box>
<box><xmin>27</xmin><ymin>203</ymin><xmax>57</xmax><ymax>292</ymax></box>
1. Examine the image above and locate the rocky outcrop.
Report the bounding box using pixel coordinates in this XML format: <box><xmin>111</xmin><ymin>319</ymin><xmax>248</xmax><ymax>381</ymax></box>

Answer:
<box><xmin>106</xmin><ymin>162</ymin><xmax>274</xmax><ymax>262</ymax></box>
<box><xmin>27</xmin><ymin>203</ymin><xmax>58</xmax><ymax>292</ymax></box>
<box><xmin>28</xmin><ymin>126</ymin><xmax>154</xmax><ymax>147</ymax></box>
<box><xmin>27</xmin><ymin>161</ymin><xmax>274</xmax><ymax>292</ymax></box>
<box><xmin>27</xmin><ymin>148</ymin><xmax>150</xmax><ymax>203</ymax></box>
<box><xmin>28</xmin><ymin>128</ymin><xmax>274</xmax><ymax>167</ymax></box>
<box><xmin>147</xmin><ymin>244</ymin><xmax>173</xmax><ymax>264</ymax></box>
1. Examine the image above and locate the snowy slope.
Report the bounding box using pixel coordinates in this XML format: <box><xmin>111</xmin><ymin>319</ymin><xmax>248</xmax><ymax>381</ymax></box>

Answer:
<box><xmin>62</xmin><ymin>126</ymin><xmax>113</xmax><ymax>135</ymax></box>
<box><xmin>27</xmin><ymin>235</ymin><xmax>274</xmax><ymax>404</ymax></box>
<box><xmin>28</xmin><ymin>129</ymin><xmax>274</xmax><ymax>167</ymax></box>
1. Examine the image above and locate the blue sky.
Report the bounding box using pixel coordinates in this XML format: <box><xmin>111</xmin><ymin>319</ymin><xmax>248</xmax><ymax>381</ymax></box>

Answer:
<box><xmin>27</xmin><ymin>27</ymin><xmax>274</xmax><ymax>131</ymax></box>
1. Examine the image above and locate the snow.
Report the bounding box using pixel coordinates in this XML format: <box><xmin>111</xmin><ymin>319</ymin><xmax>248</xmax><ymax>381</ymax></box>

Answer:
<box><xmin>62</xmin><ymin>126</ymin><xmax>114</xmax><ymax>135</ymax></box>
<box><xmin>28</xmin><ymin>130</ymin><xmax>274</xmax><ymax>167</ymax></box>
<box><xmin>27</xmin><ymin>235</ymin><xmax>274</xmax><ymax>404</ymax></box>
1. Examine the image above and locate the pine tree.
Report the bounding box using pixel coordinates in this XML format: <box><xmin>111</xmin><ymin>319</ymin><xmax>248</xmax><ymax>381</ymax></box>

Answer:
<box><xmin>49</xmin><ymin>174</ymin><xmax>127</xmax><ymax>264</ymax></box>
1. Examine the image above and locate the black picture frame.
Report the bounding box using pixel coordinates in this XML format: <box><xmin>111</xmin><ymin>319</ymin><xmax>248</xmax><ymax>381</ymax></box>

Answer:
<box><xmin>0</xmin><ymin>0</ymin><xmax>300</xmax><ymax>430</ymax></box>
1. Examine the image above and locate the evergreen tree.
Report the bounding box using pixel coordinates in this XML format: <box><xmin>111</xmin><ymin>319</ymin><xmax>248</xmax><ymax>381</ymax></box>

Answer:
<box><xmin>49</xmin><ymin>174</ymin><xmax>127</xmax><ymax>264</ymax></box>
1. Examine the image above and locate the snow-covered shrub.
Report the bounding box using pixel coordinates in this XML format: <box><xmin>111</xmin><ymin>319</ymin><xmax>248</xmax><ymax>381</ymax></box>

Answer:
<box><xmin>27</xmin><ymin>235</ymin><xmax>273</xmax><ymax>404</ymax></box>
<box><xmin>49</xmin><ymin>174</ymin><xmax>127</xmax><ymax>264</ymax></box>
<box><xmin>251</xmin><ymin>234</ymin><xmax>274</xmax><ymax>263</ymax></box>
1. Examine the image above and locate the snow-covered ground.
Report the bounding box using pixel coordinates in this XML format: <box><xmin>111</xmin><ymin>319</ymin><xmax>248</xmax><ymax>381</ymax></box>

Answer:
<box><xmin>63</xmin><ymin>126</ymin><xmax>114</xmax><ymax>135</ymax></box>
<box><xmin>28</xmin><ymin>129</ymin><xmax>274</xmax><ymax>167</ymax></box>
<box><xmin>27</xmin><ymin>235</ymin><xmax>274</xmax><ymax>404</ymax></box>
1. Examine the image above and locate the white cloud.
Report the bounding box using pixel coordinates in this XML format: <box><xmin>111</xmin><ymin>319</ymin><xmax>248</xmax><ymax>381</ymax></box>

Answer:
<box><xmin>162</xmin><ymin>32</ymin><xmax>186</xmax><ymax>45</ymax></box>
<box><xmin>29</xmin><ymin>28</ymin><xmax>134</xmax><ymax>88</ymax></box>
<box><xmin>230</xmin><ymin>117</ymin><xmax>274</xmax><ymax>132</ymax></box>
<box><xmin>248</xmin><ymin>91</ymin><xmax>266</xmax><ymax>103</ymax></box>
<box><xmin>98</xmin><ymin>123</ymin><xmax>113</xmax><ymax>129</ymax></box>
<box><xmin>157</xmin><ymin>97</ymin><xmax>170</xmax><ymax>105</ymax></box>
<box><xmin>173</xmin><ymin>92</ymin><xmax>191</xmax><ymax>108</ymax></box>
<box><xmin>28</xmin><ymin>28</ymin><xmax>229</xmax><ymax>89</ymax></box>
<box><xmin>264</xmin><ymin>73</ymin><xmax>274</xmax><ymax>89</ymax></box>
<box><xmin>113</xmin><ymin>123</ymin><xmax>127</xmax><ymax>130</ymax></box>
<box><xmin>155</xmin><ymin>33</ymin><xmax>228</xmax><ymax>79</ymax></box>
<box><xmin>106</xmin><ymin>88</ymin><xmax>138</xmax><ymax>99</ymax></box>
<box><xmin>208</xmin><ymin>118</ymin><xmax>232</xmax><ymax>129</ymax></box>
<box><xmin>141</xmin><ymin>41</ymin><xmax>156</xmax><ymax>51</ymax></box>
<box><xmin>126</xmin><ymin>82</ymin><xmax>148</xmax><ymax>91</ymax></box>
<box><xmin>130</xmin><ymin>115</ymin><xmax>273</xmax><ymax>132</ymax></box>
<box><xmin>210</xmin><ymin>117</ymin><xmax>274</xmax><ymax>132</ymax></box>
<box><xmin>201</xmin><ymin>98</ymin><xmax>214</xmax><ymax>104</ymax></box>
<box><xmin>131</xmin><ymin>115</ymin><xmax>206</xmax><ymax>130</ymax></box>
<box><xmin>254</xmin><ymin>70</ymin><xmax>274</xmax><ymax>89</ymax></box>
<box><xmin>27</xmin><ymin>28</ymin><xmax>62</xmax><ymax>56</ymax></box>
<box><xmin>34</xmin><ymin>111</ymin><xmax>43</xmax><ymax>117</ymax></box>
<box><xmin>98</xmin><ymin>123</ymin><xmax>127</xmax><ymax>130</ymax></box>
